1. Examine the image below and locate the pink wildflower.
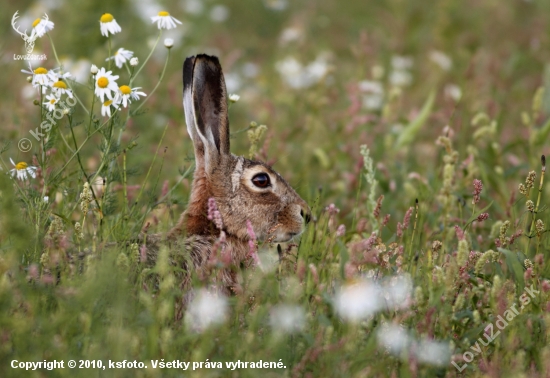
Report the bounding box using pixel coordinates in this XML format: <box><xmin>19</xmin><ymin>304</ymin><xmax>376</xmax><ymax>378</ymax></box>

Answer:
<box><xmin>403</xmin><ymin>207</ymin><xmax>413</xmax><ymax>229</ymax></box>
<box><xmin>454</xmin><ymin>225</ymin><xmax>465</xmax><ymax>241</ymax></box>
<box><xmin>207</xmin><ymin>197</ymin><xmax>223</xmax><ymax>230</ymax></box>
<box><xmin>397</xmin><ymin>222</ymin><xmax>404</xmax><ymax>238</ymax></box>
<box><xmin>373</xmin><ymin>195</ymin><xmax>384</xmax><ymax>218</ymax></box>
<box><xmin>246</xmin><ymin>220</ymin><xmax>261</xmax><ymax>267</ymax></box>
<box><xmin>473</xmin><ymin>179</ymin><xmax>483</xmax><ymax>205</ymax></box>
<box><xmin>476</xmin><ymin>213</ymin><xmax>489</xmax><ymax>222</ymax></box>
<box><xmin>326</xmin><ymin>203</ymin><xmax>340</xmax><ymax>215</ymax></box>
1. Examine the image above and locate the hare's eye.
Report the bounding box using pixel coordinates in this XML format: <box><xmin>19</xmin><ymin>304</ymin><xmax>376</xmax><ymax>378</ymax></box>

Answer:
<box><xmin>252</xmin><ymin>173</ymin><xmax>270</xmax><ymax>188</ymax></box>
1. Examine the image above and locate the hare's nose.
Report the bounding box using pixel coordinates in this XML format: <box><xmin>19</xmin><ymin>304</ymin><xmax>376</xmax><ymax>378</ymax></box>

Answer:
<box><xmin>300</xmin><ymin>205</ymin><xmax>311</xmax><ymax>224</ymax></box>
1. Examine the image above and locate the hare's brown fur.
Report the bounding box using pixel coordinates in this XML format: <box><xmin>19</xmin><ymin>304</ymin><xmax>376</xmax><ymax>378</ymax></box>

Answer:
<box><xmin>152</xmin><ymin>55</ymin><xmax>310</xmax><ymax>293</ymax></box>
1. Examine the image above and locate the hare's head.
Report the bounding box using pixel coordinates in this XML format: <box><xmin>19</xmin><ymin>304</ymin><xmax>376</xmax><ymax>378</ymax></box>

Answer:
<box><xmin>181</xmin><ymin>54</ymin><xmax>310</xmax><ymax>243</ymax></box>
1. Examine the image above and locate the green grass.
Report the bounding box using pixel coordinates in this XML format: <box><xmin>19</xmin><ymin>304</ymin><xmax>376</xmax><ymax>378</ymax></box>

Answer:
<box><xmin>1</xmin><ymin>0</ymin><xmax>550</xmax><ymax>376</ymax></box>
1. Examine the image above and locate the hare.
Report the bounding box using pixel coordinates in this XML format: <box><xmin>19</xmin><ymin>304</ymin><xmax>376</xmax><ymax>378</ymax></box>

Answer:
<box><xmin>160</xmin><ymin>54</ymin><xmax>310</xmax><ymax>294</ymax></box>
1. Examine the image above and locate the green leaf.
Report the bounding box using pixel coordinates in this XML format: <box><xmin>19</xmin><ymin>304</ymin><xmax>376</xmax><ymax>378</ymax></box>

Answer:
<box><xmin>533</xmin><ymin>117</ymin><xmax>550</xmax><ymax>146</ymax></box>
<box><xmin>465</xmin><ymin>201</ymin><xmax>494</xmax><ymax>226</ymax></box>
<box><xmin>498</xmin><ymin>248</ymin><xmax>526</xmax><ymax>292</ymax></box>
<box><xmin>395</xmin><ymin>90</ymin><xmax>436</xmax><ymax>149</ymax></box>
<box><xmin>313</xmin><ymin>148</ymin><xmax>330</xmax><ymax>169</ymax></box>
<box><xmin>337</xmin><ymin>239</ymin><xmax>349</xmax><ymax>280</ymax></box>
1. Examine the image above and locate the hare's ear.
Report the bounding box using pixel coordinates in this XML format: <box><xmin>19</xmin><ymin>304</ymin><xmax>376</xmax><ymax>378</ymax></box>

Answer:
<box><xmin>191</xmin><ymin>54</ymin><xmax>230</xmax><ymax>172</ymax></box>
<box><xmin>183</xmin><ymin>56</ymin><xmax>205</xmax><ymax>172</ymax></box>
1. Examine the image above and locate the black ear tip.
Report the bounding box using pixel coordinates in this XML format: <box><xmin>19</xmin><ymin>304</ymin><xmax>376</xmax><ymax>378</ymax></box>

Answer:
<box><xmin>183</xmin><ymin>54</ymin><xmax>220</xmax><ymax>69</ymax></box>
<box><xmin>183</xmin><ymin>56</ymin><xmax>196</xmax><ymax>89</ymax></box>
<box><xmin>195</xmin><ymin>54</ymin><xmax>222</xmax><ymax>71</ymax></box>
<box><xmin>183</xmin><ymin>56</ymin><xmax>196</xmax><ymax>73</ymax></box>
<box><xmin>195</xmin><ymin>53</ymin><xmax>220</xmax><ymax>63</ymax></box>
<box><xmin>183</xmin><ymin>54</ymin><xmax>225</xmax><ymax>91</ymax></box>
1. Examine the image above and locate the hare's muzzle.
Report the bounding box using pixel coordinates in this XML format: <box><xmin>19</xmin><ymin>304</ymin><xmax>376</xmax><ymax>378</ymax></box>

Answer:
<box><xmin>287</xmin><ymin>202</ymin><xmax>311</xmax><ymax>238</ymax></box>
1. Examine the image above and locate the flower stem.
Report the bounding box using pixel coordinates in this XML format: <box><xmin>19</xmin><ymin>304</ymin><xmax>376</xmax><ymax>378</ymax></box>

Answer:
<box><xmin>111</xmin><ymin>32</ymin><xmax>164</xmax><ymax>175</ymax></box>
<box><xmin>88</xmin><ymin>75</ymin><xmax>97</xmax><ymax>137</ymax></box>
<box><xmin>114</xmin><ymin>47</ymin><xmax>171</xmax><ymax>162</ymax></box>
<box><xmin>528</xmin><ymin>155</ymin><xmax>546</xmax><ymax>255</ymax></box>
<box><xmin>123</xmin><ymin>149</ymin><xmax>128</xmax><ymax>215</ymax></box>
<box><xmin>107</xmin><ymin>36</ymin><xmax>112</xmax><ymax>71</ymax></box>
<box><xmin>50</xmin><ymin>109</ymin><xmax>119</xmax><ymax>182</ymax></box>
<box><xmin>132</xmin><ymin>49</ymin><xmax>170</xmax><ymax>115</ymax></box>
<box><xmin>46</xmin><ymin>34</ymin><xmax>89</xmax><ymax>115</ymax></box>
<box><xmin>130</xmin><ymin>30</ymin><xmax>162</xmax><ymax>86</ymax></box>
<box><xmin>68</xmin><ymin>114</ymin><xmax>100</xmax><ymax>211</ymax></box>
<box><xmin>124</xmin><ymin>62</ymin><xmax>131</xmax><ymax>76</ymax></box>
<box><xmin>134</xmin><ymin>123</ymin><xmax>168</xmax><ymax>206</ymax></box>
<box><xmin>408</xmin><ymin>199</ymin><xmax>419</xmax><ymax>275</ymax></box>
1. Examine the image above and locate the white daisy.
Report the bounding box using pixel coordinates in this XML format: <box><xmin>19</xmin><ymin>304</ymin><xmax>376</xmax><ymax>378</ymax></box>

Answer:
<box><xmin>50</xmin><ymin>69</ymin><xmax>72</xmax><ymax>82</ymax></box>
<box><xmin>43</xmin><ymin>94</ymin><xmax>59</xmax><ymax>112</ymax></box>
<box><xmin>151</xmin><ymin>11</ymin><xmax>182</xmax><ymax>30</ymax></box>
<box><xmin>94</xmin><ymin>67</ymin><xmax>119</xmax><ymax>102</ymax></box>
<box><xmin>32</xmin><ymin>15</ymin><xmax>54</xmax><ymax>38</ymax></box>
<box><xmin>21</xmin><ymin>64</ymin><xmax>54</xmax><ymax>91</ymax></box>
<box><xmin>99</xmin><ymin>13</ymin><xmax>122</xmax><ymax>37</ymax></box>
<box><xmin>117</xmin><ymin>85</ymin><xmax>146</xmax><ymax>108</ymax></box>
<box><xmin>106</xmin><ymin>48</ymin><xmax>134</xmax><ymax>69</ymax></box>
<box><xmin>9</xmin><ymin>158</ymin><xmax>37</xmax><ymax>181</ymax></box>
<box><xmin>185</xmin><ymin>289</ymin><xmax>228</xmax><ymax>332</ymax></box>
<box><xmin>229</xmin><ymin>94</ymin><xmax>240</xmax><ymax>103</ymax></box>
<box><xmin>164</xmin><ymin>38</ymin><xmax>174</xmax><ymax>48</ymax></box>
<box><xmin>210</xmin><ymin>5</ymin><xmax>230</xmax><ymax>23</ymax></box>
<box><xmin>101</xmin><ymin>98</ymin><xmax>120</xmax><ymax>118</ymax></box>
<box><xmin>269</xmin><ymin>305</ymin><xmax>306</xmax><ymax>333</ymax></box>
<box><xmin>51</xmin><ymin>80</ymin><xmax>73</xmax><ymax>98</ymax></box>
<box><xmin>90</xmin><ymin>64</ymin><xmax>99</xmax><ymax>74</ymax></box>
<box><xmin>129</xmin><ymin>57</ymin><xmax>139</xmax><ymax>66</ymax></box>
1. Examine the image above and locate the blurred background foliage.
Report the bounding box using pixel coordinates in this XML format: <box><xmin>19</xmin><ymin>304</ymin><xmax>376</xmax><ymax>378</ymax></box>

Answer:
<box><xmin>2</xmin><ymin>0</ymin><xmax>550</xmax><ymax>376</ymax></box>
<box><xmin>2</xmin><ymin>0</ymin><xmax>550</xmax><ymax>221</ymax></box>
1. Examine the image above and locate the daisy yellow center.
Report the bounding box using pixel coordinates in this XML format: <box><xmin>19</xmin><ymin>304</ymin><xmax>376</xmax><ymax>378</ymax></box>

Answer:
<box><xmin>104</xmin><ymin>100</ymin><xmax>113</xmax><ymax>106</ymax></box>
<box><xmin>53</xmin><ymin>81</ymin><xmax>67</xmax><ymax>89</ymax></box>
<box><xmin>119</xmin><ymin>85</ymin><xmax>131</xmax><ymax>95</ymax></box>
<box><xmin>34</xmin><ymin>67</ymin><xmax>48</xmax><ymax>74</ymax></box>
<box><xmin>50</xmin><ymin>99</ymin><xmax>56</xmax><ymax>104</ymax></box>
<box><xmin>15</xmin><ymin>162</ymin><xmax>28</xmax><ymax>170</ymax></box>
<box><xmin>158</xmin><ymin>11</ymin><xmax>170</xmax><ymax>16</ymax></box>
<box><xmin>98</xmin><ymin>77</ymin><xmax>109</xmax><ymax>88</ymax></box>
<box><xmin>32</xmin><ymin>18</ymin><xmax>41</xmax><ymax>28</ymax></box>
<box><xmin>100</xmin><ymin>13</ymin><xmax>114</xmax><ymax>23</ymax></box>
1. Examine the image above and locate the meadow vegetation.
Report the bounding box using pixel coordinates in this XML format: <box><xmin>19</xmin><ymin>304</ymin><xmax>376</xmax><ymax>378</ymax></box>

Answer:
<box><xmin>1</xmin><ymin>0</ymin><xmax>550</xmax><ymax>376</ymax></box>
